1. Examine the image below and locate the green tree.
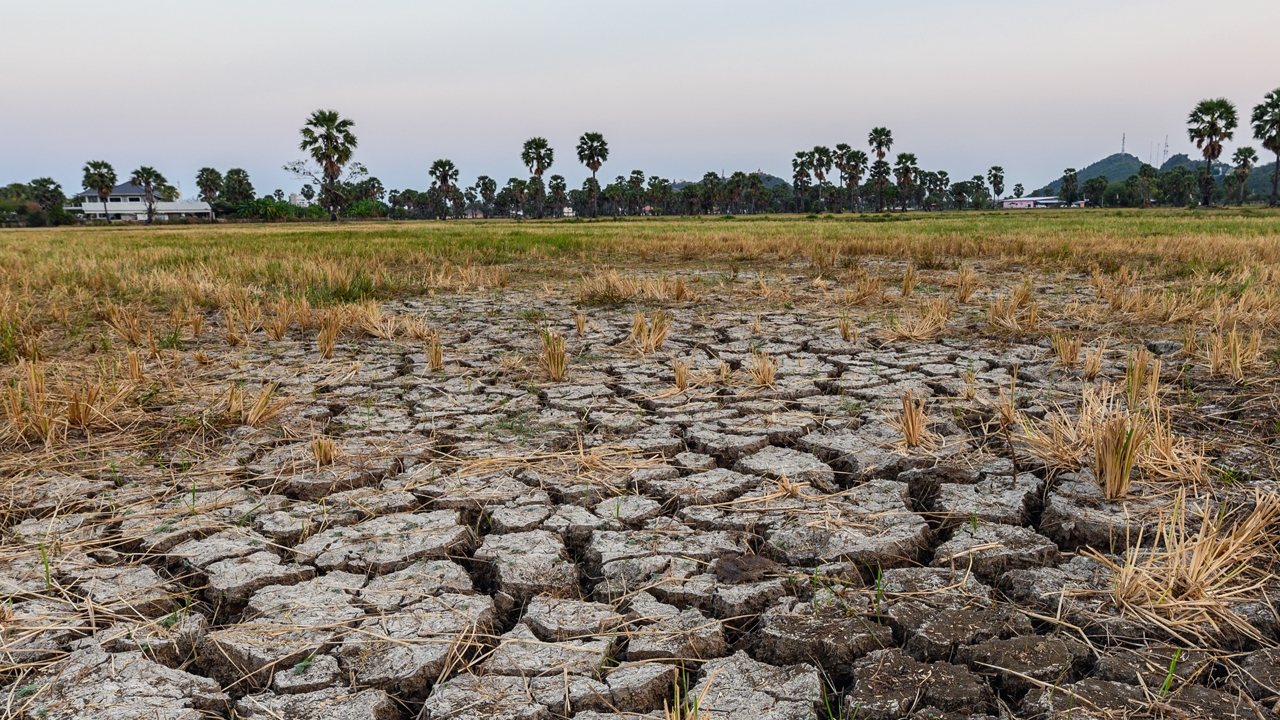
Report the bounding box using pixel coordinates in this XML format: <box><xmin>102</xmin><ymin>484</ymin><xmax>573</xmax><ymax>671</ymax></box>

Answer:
<box><xmin>29</xmin><ymin>178</ymin><xmax>64</xmax><ymax>212</ymax></box>
<box><xmin>1059</xmin><ymin>168</ymin><xmax>1080</xmax><ymax>204</ymax></box>
<box><xmin>129</xmin><ymin>166</ymin><xmax>170</xmax><ymax>224</ymax></box>
<box><xmin>285</xmin><ymin>109</ymin><xmax>360</xmax><ymax>221</ymax></box>
<box><xmin>196</xmin><ymin>167</ymin><xmax>223</xmax><ymax>204</ymax></box>
<box><xmin>867</xmin><ymin>127</ymin><xmax>894</xmax><ymax>211</ymax></box>
<box><xmin>82</xmin><ymin>160</ymin><xmax>117</xmax><ymax>220</ymax></box>
<box><xmin>809</xmin><ymin>146</ymin><xmax>833</xmax><ymax>207</ymax></box>
<box><xmin>222</xmin><ymin>169</ymin><xmax>255</xmax><ymax>206</ymax></box>
<box><xmin>1231</xmin><ymin>146</ymin><xmax>1258</xmax><ymax>205</ymax></box>
<box><xmin>429</xmin><ymin>160</ymin><xmax>459</xmax><ymax>219</ymax></box>
<box><xmin>1137</xmin><ymin>163</ymin><xmax>1159</xmax><ymax>207</ymax></box>
<box><xmin>869</xmin><ymin>160</ymin><xmax>892</xmax><ymax>211</ymax></box>
<box><xmin>791</xmin><ymin>152</ymin><xmax>812</xmax><ymax>212</ymax></box>
<box><xmin>1012</xmin><ymin>183</ymin><xmax>1024</xmax><ymax>199</ymax></box>
<box><xmin>475</xmin><ymin>175</ymin><xmax>497</xmax><ymax>214</ymax></box>
<box><xmin>833</xmin><ymin>144</ymin><xmax>868</xmax><ymax>212</ymax></box>
<box><xmin>893</xmin><ymin>153</ymin><xmax>918</xmax><ymax>211</ymax></box>
<box><xmin>576</xmin><ymin>132</ymin><xmax>609</xmax><ymax>216</ymax></box>
<box><xmin>1251</xmin><ymin>88</ymin><xmax>1280</xmax><ymax>206</ymax></box>
<box><xmin>521</xmin><ymin>137</ymin><xmax>555</xmax><ymax>217</ymax></box>
<box><xmin>300</xmin><ymin>184</ymin><xmax>315</xmax><ymax>203</ymax></box>
<box><xmin>521</xmin><ymin>137</ymin><xmax>554</xmax><ymax>178</ymax></box>
<box><xmin>548</xmin><ymin>174</ymin><xmax>567</xmax><ymax>217</ymax></box>
<box><xmin>1082</xmin><ymin>175</ymin><xmax>1108</xmax><ymax>208</ymax></box>
<box><xmin>987</xmin><ymin>166</ymin><xmax>1005</xmax><ymax>199</ymax></box>
<box><xmin>1187</xmin><ymin>98</ymin><xmax>1238</xmax><ymax>206</ymax></box>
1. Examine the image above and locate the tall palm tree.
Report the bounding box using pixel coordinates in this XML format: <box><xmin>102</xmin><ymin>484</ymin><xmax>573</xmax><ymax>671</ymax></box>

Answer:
<box><xmin>1252</xmin><ymin>88</ymin><xmax>1280</xmax><ymax>206</ymax></box>
<box><xmin>1187</xmin><ymin>98</ymin><xmax>1238</xmax><ymax>206</ymax></box>
<box><xmin>548</xmin><ymin>175</ymin><xmax>567</xmax><ymax>217</ymax></box>
<box><xmin>82</xmin><ymin>160</ymin><xmax>117</xmax><ymax>220</ymax></box>
<box><xmin>576</xmin><ymin>132</ymin><xmax>609</xmax><ymax>217</ymax></box>
<box><xmin>810</xmin><ymin>146</ymin><xmax>832</xmax><ymax>207</ymax></box>
<box><xmin>129</xmin><ymin>166</ymin><xmax>169</xmax><ymax>224</ymax></box>
<box><xmin>1231</xmin><ymin>147</ymin><xmax>1258</xmax><ymax>205</ymax></box>
<box><xmin>791</xmin><ymin>152</ymin><xmax>812</xmax><ymax>212</ymax></box>
<box><xmin>893</xmin><ymin>153</ymin><xmax>918</xmax><ymax>211</ymax></box>
<box><xmin>521</xmin><ymin>137</ymin><xmax>555</xmax><ymax>218</ymax></box>
<box><xmin>833</xmin><ymin>145</ymin><xmax>868</xmax><ymax>212</ymax></box>
<box><xmin>196</xmin><ymin>168</ymin><xmax>223</xmax><ymax>204</ymax></box>
<box><xmin>868</xmin><ymin>127</ymin><xmax>894</xmax><ymax>211</ymax></box>
<box><xmin>987</xmin><ymin>166</ymin><xmax>1005</xmax><ymax>199</ymax></box>
<box><xmin>429</xmin><ymin>159</ymin><xmax>459</xmax><ymax>219</ymax></box>
<box><xmin>294</xmin><ymin>109</ymin><xmax>358</xmax><ymax>221</ymax></box>
<box><xmin>521</xmin><ymin>137</ymin><xmax>555</xmax><ymax>178</ymax></box>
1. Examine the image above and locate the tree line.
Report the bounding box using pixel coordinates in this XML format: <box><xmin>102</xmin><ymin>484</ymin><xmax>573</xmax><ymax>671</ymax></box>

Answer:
<box><xmin>4</xmin><ymin>87</ymin><xmax>1278</xmax><ymax>226</ymax></box>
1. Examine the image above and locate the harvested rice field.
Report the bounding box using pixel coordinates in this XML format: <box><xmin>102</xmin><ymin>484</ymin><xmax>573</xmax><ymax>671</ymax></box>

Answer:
<box><xmin>2</xmin><ymin>210</ymin><xmax>1280</xmax><ymax>719</ymax></box>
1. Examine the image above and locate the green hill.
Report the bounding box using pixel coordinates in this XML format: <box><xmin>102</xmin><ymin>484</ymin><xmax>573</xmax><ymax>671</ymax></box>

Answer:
<box><xmin>1037</xmin><ymin>153</ymin><xmax>1143</xmax><ymax>194</ymax></box>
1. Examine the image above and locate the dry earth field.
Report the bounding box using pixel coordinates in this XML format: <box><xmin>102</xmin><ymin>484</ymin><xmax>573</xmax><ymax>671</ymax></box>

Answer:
<box><xmin>1</xmin><ymin>210</ymin><xmax>1280</xmax><ymax>719</ymax></box>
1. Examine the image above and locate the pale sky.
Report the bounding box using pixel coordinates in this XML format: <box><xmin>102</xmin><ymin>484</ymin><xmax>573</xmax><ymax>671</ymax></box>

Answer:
<box><xmin>3</xmin><ymin>0</ymin><xmax>1278</xmax><ymax>198</ymax></box>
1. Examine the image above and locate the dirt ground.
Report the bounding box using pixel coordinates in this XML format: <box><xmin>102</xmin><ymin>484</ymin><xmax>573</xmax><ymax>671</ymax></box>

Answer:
<box><xmin>2</xmin><ymin>220</ymin><xmax>1280</xmax><ymax>719</ymax></box>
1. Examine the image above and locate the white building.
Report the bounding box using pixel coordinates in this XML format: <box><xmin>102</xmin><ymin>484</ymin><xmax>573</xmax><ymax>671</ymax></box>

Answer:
<box><xmin>998</xmin><ymin>196</ymin><xmax>1076</xmax><ymax>209</ymax></box>
<box><xmin>70</xmin><ymin>183</ymin><xmax>214</xmax><ymax>221</ymax></box>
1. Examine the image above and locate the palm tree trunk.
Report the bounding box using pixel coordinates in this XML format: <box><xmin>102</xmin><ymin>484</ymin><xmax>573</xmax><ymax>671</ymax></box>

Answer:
<box><xmin>1272</xmin><ymin>151</ymin><xmax>1280</xmax><ymax>206</ymax></box>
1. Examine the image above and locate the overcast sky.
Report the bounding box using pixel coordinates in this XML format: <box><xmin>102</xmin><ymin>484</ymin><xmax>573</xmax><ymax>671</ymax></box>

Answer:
<box><xmin>3</xmin><ymin>0</ymin><xmax>1278</xmax><ymax>198</ymax></box>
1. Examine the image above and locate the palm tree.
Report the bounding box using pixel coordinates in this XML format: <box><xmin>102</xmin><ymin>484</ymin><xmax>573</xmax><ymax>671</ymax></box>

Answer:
<box><xmin>1187</xmin><ymin>98</ymin><xmax>1238</xmax><ymax>206</ymax></box>
<box><xmin>791</xmin><ymin>152</ymin><xmax>812</xmax><ymax>212</ymax></box>
<box><xmin>1231</xmin><ymin>147</ymin><xmax>1258</xmax><ymax>205</ymax></box>
<box><xmin>521</xmin><ymin>138</ymin><xmax>555</xmax><ymax>218</ymax></box>
<box><xmin>576</xmin><ymin>132</ymin><xmax>609</xmax><ymax>216</ymax></box>
<box><xmin>987</xmin><ymin>166</ymin><xmax>1005</xmax><ymax>199</ymax></box>
<box><xmin>548</xmin><ymin>175</ymin><xmax>567</xmax><ymax>217</ymax></box>
<box><xmin>869</xmin><ymin>160</ymin><xmax>892</xmax><ymax>211</ymax></box>
<box><xmin>1252</xmin><ymin>88</ymin><xmax>1280</xmax><ymax>206</ymax></box>
<box><xmin>475</xmin><ymin>175</ymin><xmax>497</xmax><ymax>215</ymax></box>
<box><xmin>521</xmin><ymin>137</ymin><xmax>555</xmax><ymax>178</ymax></box>
<box><xmin>429</xmin><ymin>160</ymin><xmax>459</xmax><ymax>218</ymax></box>
<box><xmin>868</xmin><ymin>127</ymin><xmax>894</xmax><ymax>211</ymax></box>
<box><xmin>129</xmin><ymin>166</ymin><xmax>169</xmax><ymax>224</ymax></box>
<box><xmin>810</xmin><ymin>146</ymin><xmax>832</xmax><ymax>207</ymax></box>
<box><xmin>222</xmin><ymin>169</ymin><xmax>255</xmax><ymax>206</ymax></box>
<box><xmin>1012</xmin><ymin>183</ymin><xmax>1024</xmax><ymax>199</ymax></box>
<box><xmin>292</xmin><ymin>109</ymin><xmax>358</xmax><ymax>221</ymax></box>
<box><xmin>82</xmin><ymin>160</ymin><xmax>117</xmax><ymax>220</ymax></box>
<box><xmin>29</xmin><ymin>178</ymin><xmax>64</xmax><ymax>213</ymax></box>
<box><xmin>834</xmin><ymin>145</ymin><xmax>868</xmax><ymax>212</ymax></box>
<box><xmin>196</xmin><ymin>168</ymin><xmax>223</xmax><ymax>204</ymax></box>
<box><xmin>893</xmin><ymin>153</ymin><xmax>918</xmax><ymax>211</ymax></box>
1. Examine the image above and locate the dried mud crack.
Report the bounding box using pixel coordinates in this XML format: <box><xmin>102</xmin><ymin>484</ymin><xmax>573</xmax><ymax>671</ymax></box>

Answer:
<box><xmin>2</xmin><ymin>259</ymin><xmax>1279</xmax><ymax>720</ymax></box>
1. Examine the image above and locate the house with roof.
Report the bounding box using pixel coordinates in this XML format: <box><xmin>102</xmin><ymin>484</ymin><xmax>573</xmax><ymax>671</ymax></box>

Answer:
<box><xmin>998</xmin><ymin>196</ymin><xmax>1086</xmax><ymax>209</ymax></box>
<box><xmin>70</xmin><ymin>183</ymin><xmax>215</xmax><ymax>221</ymax></box>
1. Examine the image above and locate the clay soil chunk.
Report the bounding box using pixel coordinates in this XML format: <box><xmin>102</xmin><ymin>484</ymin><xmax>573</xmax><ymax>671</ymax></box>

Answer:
<box><xmin>293</xmin><ymin>510</ymin><xmax>473</xmax><ymax>574</ymax></box>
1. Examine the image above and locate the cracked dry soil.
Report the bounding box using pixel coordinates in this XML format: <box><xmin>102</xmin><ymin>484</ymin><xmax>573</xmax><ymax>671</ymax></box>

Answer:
<box><xmin>3</xmin><ymin>262</ymin><xmax>1279</xmax><ymax>720</ymax></box>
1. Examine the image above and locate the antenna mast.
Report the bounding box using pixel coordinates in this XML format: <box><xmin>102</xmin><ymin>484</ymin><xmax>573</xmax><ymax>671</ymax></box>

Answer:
<box><xmin>1121</xmin><ymin>133</ymin><xmax>1125</xmax><ymax>155</ymax></box>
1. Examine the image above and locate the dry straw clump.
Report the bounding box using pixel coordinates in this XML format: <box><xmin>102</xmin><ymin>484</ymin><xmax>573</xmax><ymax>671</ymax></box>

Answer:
<box><xmin>951</xmin><ymin>265</ymin><xmax>980</xmax><ymax>303</ymax></box>
<box><xmin>1093</xmin><ymin>413</ymin><xmax>1148</xmax><ymax>500</ymax></box>
<box><xmin>887</xmin><ymin>391</ymin><xmax>936</xmax><ymax>449</ymax></box>
<box><xmin>672</xmin><ymin>357</ymin><xmax>691</xmax><ymax>391</ymax></box>
<box><xmin>1050</xmin><ymin>332</ymin><xmax>1082</xmax><ymax>367</ymax></box>
<box><xmin>747</xmin><ymin>350</ymin><xmax>777</xmax><ymax>388</ymax></box>
<box><xmin>887</xmin><ymin>298</ymin><xmax>952</xmax><ymax>341</ymax></box>
<box><xmin>1206</xmin><ymin>326</ymin><xmax>1262</xmax><ymax>382</ymax></box>
<box><xmin>630</xmin><ymin>311</ymin><xmax>671</xmax><ymax>354</ymax></box>
<box><xmin>538</xmin><ymin>328</ymin><xmax>567</xmax><ymax>381</ymax></box>
<box><xmin>1082</xmin><ymin>491</ymin><xmax>1280</xmax><ymax>644</ymax></box>
<box><xmin>986</xmin><ymin>284</ymin><xmax>1039</xmax><ymax>335</ymax></box>
<box><xmin>310</xmin><ymin>435</ymin><xmax>338</xmax><ymax>466</ymax></box>
<box><xmin>837</xmin><ymin>314</ymin><xmax>856</xmax><ymax>343</ymax></box>
<box><xmin>1083</xmin><ymin>340</ymin><xmax>1107</xmax><ymax>382</ymax></box>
